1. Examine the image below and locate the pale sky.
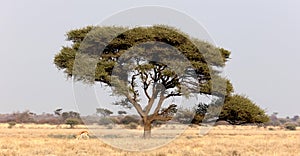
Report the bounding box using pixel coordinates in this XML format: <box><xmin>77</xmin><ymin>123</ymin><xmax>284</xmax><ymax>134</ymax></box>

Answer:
<box><xmin>0</xmin><ymin>1</ymin><xmax>299</xmax><ymax>117</ymax></box>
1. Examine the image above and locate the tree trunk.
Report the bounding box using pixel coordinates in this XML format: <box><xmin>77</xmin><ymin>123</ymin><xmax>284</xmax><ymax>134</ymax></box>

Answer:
<box><xmin>143</xmin><ymin>121</ymin><xmax>151</xmax><ymax>139</ymax></box>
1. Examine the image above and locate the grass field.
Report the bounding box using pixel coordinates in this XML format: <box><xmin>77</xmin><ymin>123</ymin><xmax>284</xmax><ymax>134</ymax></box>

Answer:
<box><xmin>0</xmin><ymin>124</ymin><xmax>299</xmax><ymax>156</ymax></box>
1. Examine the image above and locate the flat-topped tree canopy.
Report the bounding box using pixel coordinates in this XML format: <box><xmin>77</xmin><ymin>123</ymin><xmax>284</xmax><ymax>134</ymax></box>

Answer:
<box><xmin>54</xmin><ymin>25</ymin><xmax>233</xmax><ymax>138</ymax></box>
<box><xmin>54</xmin><ymin>25</ymin><xmax>232</xmax><ymax>96</ymax></box>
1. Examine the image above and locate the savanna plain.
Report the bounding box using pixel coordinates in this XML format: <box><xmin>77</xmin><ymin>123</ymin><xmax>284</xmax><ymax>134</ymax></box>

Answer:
<box><xmin>0</xmin><ymin>124</ymin><xmax>299</xmax><ymax>156</ymax></box>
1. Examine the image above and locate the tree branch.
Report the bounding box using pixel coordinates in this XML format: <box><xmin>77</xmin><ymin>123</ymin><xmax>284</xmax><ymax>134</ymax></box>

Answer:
<box><xmin>152</xmin><ymin>91</ymin><xmax>166</xmax><ymax>116</ymax></box>
<box><xmin>152</xmin><ymin>102</ymin><xmax>178</xmax><ymax>122</ymax></box>
<box><xmin>144</xmin><ymin>85</ymin><xmax>159</xmax><ymax>115</ymax></box>
<box><xmin>153</xmin><ymin>115</ymin><xmax>173</xmax><ymax>121</ymax></box>
<box><xmin>125</xmin><ymin>94</ymin><xmax>145</xmax><ymax>117</ymax></box>
<box><xmin>166</xmin><ymin>92</ymin><xmax>181</xmax><ymax>98</ymax></box>
<box><xmin>140</xmin><ymin>71</ymin><xmax>151</xmax><ymax>100</ymax></box>
<box><xmin>158</xmin><ymin>104</ymin><xmax>177</xmax><ymax>117</ymax></box>
<box><xmin>164</xmin><ymin>75</ymin><xmax>179</xmax><ymax>89</ymax></box>
<box><xmin>130</xmin><ymin>73</ymin><xmax>139</xmax><ymax>102</ymax></box>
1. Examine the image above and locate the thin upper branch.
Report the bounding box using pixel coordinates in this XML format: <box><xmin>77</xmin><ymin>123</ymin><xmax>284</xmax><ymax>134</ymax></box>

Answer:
<box><xmin>125</xmin><ymin>93</ymin><xmax>145</xmax><ymax>117</ymax></box>
<box><xmin>140</xmin><ymin>71</ymin><xmax>151</xmax><ymax>100</ymax></box>
<box><xmin>144</xmin><ymin>85</ymin><xmax>159</xmax><ymax>115</ymax></box>
<box><xmin>152</xmin><ymin>91</ymin><xmax>166</xmax><ymax>116</ymax></box>
<box><xmin>130</xmin><ymin>73</ymin><xmax>139</xmax><ymax>102</ymax></box>
<box><xmin>166</xmin><ymin>92</ymin><xmax>181</xmax><ymax>98</ymax></box>
<box><xmin>153</xmin><ymin>115</ymin><xmax>173</xmax><ymax>121</ymax></box>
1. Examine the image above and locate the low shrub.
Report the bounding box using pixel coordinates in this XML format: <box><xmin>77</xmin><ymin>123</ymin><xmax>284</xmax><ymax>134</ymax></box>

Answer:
<box><xmin>109</xmin><ymin>117</ymin><xmax>120</xmax><ymax>124</ymax></box>
<box><xmin>65</xmin><ymin>118</ymin><xmax>81</xmax><ymax>128</ymax></box>
<box><xmin>125</xmin><ymin>122</ymin><xmax>138</xmax><ymax>129</ymax></box>
<box><xmin>98</xmin><ymin>117</ymin><xmax>114</xmax><ymax>125</ymax></box>
<box><xmin>284</xmin><ymin>123</ymin><xmax>297</xmax><ymax>131</ymax></box>
<box><xmin>120</xmin><ymin>115</ymin><xmax>140</xmax><ymax>125</ymax></box>
<box><xmin>268</xmin><ymin>127</ymin><xmax>275</xmax><ymax>131</ymax></box>
<box><xmin>8</xmin><ymin>121</ymin><xmax>16</xmax><ymax>128</ymax></box>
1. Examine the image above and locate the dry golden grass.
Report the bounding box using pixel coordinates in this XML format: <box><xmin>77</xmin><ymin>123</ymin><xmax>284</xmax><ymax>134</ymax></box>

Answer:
<box><xmin>0</xmin><ymin>124</ymin><xmax>299</xmax><ymax>156</ymax></box>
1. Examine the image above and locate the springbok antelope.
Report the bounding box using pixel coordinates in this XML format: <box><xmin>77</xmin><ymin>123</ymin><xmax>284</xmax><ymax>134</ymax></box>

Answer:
<box><xmin>76</xmin><ymin>130</ymin><xmax>89</xmax><ymax>140</ymax></box>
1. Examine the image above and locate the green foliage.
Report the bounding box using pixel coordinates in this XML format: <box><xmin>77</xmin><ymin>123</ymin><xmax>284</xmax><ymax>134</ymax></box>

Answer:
<box><xmin>65</xmin><ymin>118</ymin><xmax>81</xmax><ymax>128</ymax></box>
<box><xmin>54</xmin><ymin>25</ymin><xmax>232</xmax><ymax>97</ymax></box>
<box><xmin>66</xmin><ymin>26</ymin><xmax>95</xmax><ymax>43</ymax></box>
<box><xmin>218</xmin><ymin>48</ymin><xmax>231</xmax><ymax>62</ymax></box>
<box><xmin>219</xmin><ymin>95</ymin><xmax>269</xmax><ymax>125</ymax></box>
<box><xmin>53</xmin><ymin>47</ymin><xmax>76</xmax><ymax>76</ymax></box>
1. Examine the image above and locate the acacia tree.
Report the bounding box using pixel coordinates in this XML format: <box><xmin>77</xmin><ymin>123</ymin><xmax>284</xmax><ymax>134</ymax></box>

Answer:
<box><xmin>219</xmin><ymin>95</ymin><xmax>269</xmax><ymax>125</ymax></box>
<box><xmin>118</xmin><ymin>111</ymin><xmax>127</xmax><ymax>115</ymax></box>
<box><xmin>54</xmin><ymin>25</ymin><xmax>232</xmax><ymax>138</ymax></box>
<box><xmin>96</xmin><ymin>108</ymin><xmax>113</xmax><ymax>117</ymax></box>
<box><xmin>65</xmin><ymin>118</ymin><xmax>80</xmax><ymax>128</ymax></box>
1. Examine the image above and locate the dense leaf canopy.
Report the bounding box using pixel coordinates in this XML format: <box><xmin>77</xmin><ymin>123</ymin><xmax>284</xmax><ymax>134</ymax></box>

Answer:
<box><xmin>54</xmin><ymin>25</ymin><xmax>233</xmax><ymax>97</ymax></box>
<box><xmin>219</xmin><ymin>95</ymin><xmax>269</xmax><ymax>124</ymax></box>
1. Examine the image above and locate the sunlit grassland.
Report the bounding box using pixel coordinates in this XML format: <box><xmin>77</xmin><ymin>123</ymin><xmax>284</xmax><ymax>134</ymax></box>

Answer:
<box><xmin>0</xmin><ymin>124</ymin><xmax>299</xmax><ymax>156</ymax></box>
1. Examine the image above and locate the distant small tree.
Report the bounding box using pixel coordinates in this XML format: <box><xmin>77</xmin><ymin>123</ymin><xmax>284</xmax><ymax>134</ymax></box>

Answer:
<box><xmin>268</xmin><ymin>112</ymin><xmax>280</xmax><ymax>126</ymax></box>
<box><xmin>61</xmin><ymin>111</ymin><xmax>80</xmax><ymax>121</ymax></box>
<box><xmin>54</xmin><ymin>108</ymin><xmax>63</xmax><ymax>116</ymax></box>
<box><xmin>65</xmin><ymin>118</ymin><xmax>81</xmax><ymax>128</ymax></box>
<box><xmin>292</xmin><ymin>115</ymin><xmax>299</xmax><ymax>122</ymax></box>
<box><xmin>118</xmin><ymin>111</ymin><xmax>127</xmax><ymax>115</ymax></box>
<box><xmin>278</xmin><ymin>118</ymin><xmax>289</xmax><ymax>124</ymax></box>
<box><xmin>270</xmin><ymin>112</ymin><xmax>278</xmax><ymax>121</ymax></box>
<box><xmin>219</xmin><ymin>95</ymin><xmax>269</xmax><ymax>125</ymax></box>
<box><xmin>284</xmin><ymin>122</ymin><xmax>297</xmax><ymax>131</ymax></box>
<box><xmin>96</xmin><ymin>108</ymin><xmax>113</xmax><ymax>117</ymax></box>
